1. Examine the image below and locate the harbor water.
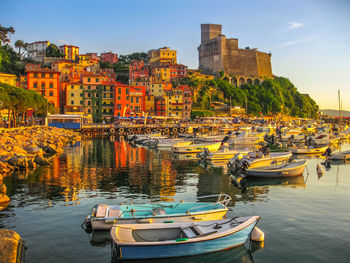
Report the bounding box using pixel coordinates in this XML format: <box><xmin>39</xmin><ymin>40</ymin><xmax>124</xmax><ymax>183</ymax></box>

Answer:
<box><xmin>1</xmin><ymin>137</ymin><xmax>350</xmax><ymax>262</ymax></box>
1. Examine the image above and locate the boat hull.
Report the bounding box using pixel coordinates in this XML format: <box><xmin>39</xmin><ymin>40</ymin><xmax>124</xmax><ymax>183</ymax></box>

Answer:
<box><xmin>91</xmin><ymin>210</ymin><xmax>228</xmax><ymax>230</ymax></box>
<box><xmin>172</xmin><ymin>142</ymin><xmax>222</xmax><ymax>154</ymax></box>
<box><xmin>113</xmin><ymin>218</ymin><xmax>259</xmax><ymax>260</ymax></box>
<box><xmin>246</xmin><ymin>160</ymin><xmax>307</xmax><ymax>178</ymax></box>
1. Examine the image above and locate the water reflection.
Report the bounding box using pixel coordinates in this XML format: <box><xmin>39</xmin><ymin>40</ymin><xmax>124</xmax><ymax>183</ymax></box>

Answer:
<box><xmin>111</xmin><ymin>245</ymin><xmax>255</xmax><ymax>263</ymax></box>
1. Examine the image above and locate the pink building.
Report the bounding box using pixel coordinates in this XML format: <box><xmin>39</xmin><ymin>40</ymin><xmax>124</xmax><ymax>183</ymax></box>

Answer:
<box><xmin>100</xmin><ymin>52</ymin><xmax>118</xmax><ymax>64</ymax></box>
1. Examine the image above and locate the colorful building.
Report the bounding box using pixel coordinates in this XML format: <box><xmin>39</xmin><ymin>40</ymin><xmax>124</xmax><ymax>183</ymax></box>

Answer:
<box><xmin>101</xmin><ymin>80</ymin><xmax>115</xmax><ymax>120</ymax></box>
<box><xmin>169</xmin><ymin>64</ymin><xmax>187</xmax><ymax>80</ymax></box>
<box><xmin>0</xmin><ymin>73</ymin><xmax>17</xmax><ymax>86</ymax></box>
<box><xmin>27</xmin><ymin>41</ymin><xmax>50</xmax><ymax>62</ymax></box>
<box><xmin>129</xmin><ymin>60</ymin><xmax>149</xmax><ymax>82</ymax></box>
<box><xmin>152</xmin><ymin>66</ymin><xmax>171</xmax><ymax>82</ymax></box>
<box><xmin>129</xmin><ymin>86</ymin><xmax>145</xmax><ymax>117</ymax></box>
<box><xmin>59</xmin><ymin>45</ymin><xmax>80</xmax><ymax>61</ymax></box>
<box><xmin>64</xmin><ymin>82</ymin><xmax>84</xmax><ymax>114</ymax></box>
<box><xmin>145</xmin><ymin>95</ymin><xmax>155</xmax><ymax>116</ymax></box>
<box><xmin>79</xmin><ymin>54</ymin><xmax>99</xmax><ymax>68</ymax></box>
<box><xmin>27</xmin><ymin>69</ymin><xmax>60</xmax><ymax>109</ymax></box>
<box><xmin>100</xmin><ymin>52</ymin><xmax>118</xmax><ymax>64</ymax></box>
<box><xmin>148</xmin><ymin>47</ymin><xmax>177</xmax><ymax>67</ymax></box>
<box><xmin>114</xmin><ymin>82</ymin><xmax>130</xmax><ymax>117</ymax></box>
<box><xmin>81</xmin><ymin>72</ymin><xmax>102</xmax><ymax>122</ymax></box>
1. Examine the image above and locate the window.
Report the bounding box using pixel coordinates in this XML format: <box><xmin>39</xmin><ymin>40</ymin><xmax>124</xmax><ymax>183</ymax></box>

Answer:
<box><xmin>103</xmin><ymin>94</ymin><xmax>106</xmax><ymax>98</ymax></box>
<box><xmin>88</xmin><ymin>93</ymin><xmax>91</xmax><ymax>97</ymax></box>
<box><xmin>71</xmin><ymin>100</ymin><xmax>74</xmax><ymax>105</ymax></box>
<box><xmin>118</xmin><ymin>88</ymin><xmax>121</xmax><ymax>94</ymax></box>
<box><xmin>80</xmin><ymin>101</ymin><xmax>83</xmax><ymax>105</ymax></box>
<box><xmin>126</xmin><ymin>96</ymin><xmax>129</xmax><ymax>100</ymax></box>
<box><xmin>34</xmin><ymin>73</ymin><xmax>37</xmax><ymax>78</ymax></box>
<box><xmin>118</xmin><ymin>96</ymin><xmax>121</xmax><ymax>100</ymax></box>
<box><xmin>87</xmin><ymin>78</ymin><xmax>91</xmax><ymax>82</ymax></box>
<box><xmin>136</xmin><ymin>97</ymin><xmax>139</xmax><ymax>103</ymax></box>
<box><xmin>96</xmin><ymin>78</ymin><xmax>99</xmax><ymax>82</ymax></box>
<box><xmin>117</xmin><ymin>104</ymin><xmax>121</xmax><ymax>110</ymax></box>
<box><xmin>50</xmin><ymin>74</ymin><xmax>53</xmax><ymax>78</ymax></box>
<box><xmin>88</xmin><ymin>101</ymin><xmax>91</xmax><ymax>105</ymax></box>
<box><xmin>88</xmin><ymin>109</ymin><xmax>91</xmax><ymax>113</ymax></box>
<box><xmin>103</xmin><ymin>109</ymin><xmax>106</xmax><ymax>113</ymax></box>
<box><xmin>131</xmin><ymin>97</ymin><xmax>134</xmax><ymax>103</ymax></box>
<box><xmin>126</xmin><ymin>88</ymin><xmax>129</xmax><ymax>95</ymax></box>
<box><xmin>80</xmin><ymin>93</ymin><xmax>83</xmax><ymax>97</ymax></box>
<box><xmin>131</xmin><ymin>106</ymin><xmax>133</xmax><ymax>109</ymax></box>
<box><xmin>41</xmin><ymin>73</ymin><xmax>45</xmax><ymax>78</ymax></box>
<box><xmin>71</xmin><ymin>93</ymin><xmax>74</xmax><ymax>97</ymax></box>
<box><xmin>49</xmin><ymin>91</ymin><xmax>53</xmax><ymax>96</ymax></box>
<box><xmin>33</xmin><ymin>82</ymin><xmax>37</xmax><ymax>88</ymax></box>
<box><xmin>80</xmin><ymin>85</ymin><xmax>83</xmax><ymax>89</ymax></box>
<box><xmin>41</xmin><ymin>83</ymin><xmax>45</xmax><ymax>88</ymax></box>
<box><xmin>71</xmin><ymin>85</ymin><xmax>74</xmax><ymax>89</ymax></box>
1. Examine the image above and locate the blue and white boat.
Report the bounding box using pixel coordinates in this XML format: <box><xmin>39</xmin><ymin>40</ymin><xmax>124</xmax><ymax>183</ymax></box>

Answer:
<box><xmin>111</xmin><ymin>216</ymin><xmax>260</xmax><ymax>260</ymax></box>
<box><xmin>83</xmin><ymin>194</ymin><xmax>231</xmax><ymax>231</ymax></box>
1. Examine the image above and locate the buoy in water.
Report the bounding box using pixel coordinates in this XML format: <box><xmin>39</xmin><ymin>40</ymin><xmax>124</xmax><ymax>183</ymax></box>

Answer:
<box><xmin>317</xmin><ymin>163</ymin><xmax>324</xmax><ymax>177</ymax></box>
<box><xmin>251</xmin><ymin>226</ymin><xmax>265</xmax><ymax>242</ymax></box>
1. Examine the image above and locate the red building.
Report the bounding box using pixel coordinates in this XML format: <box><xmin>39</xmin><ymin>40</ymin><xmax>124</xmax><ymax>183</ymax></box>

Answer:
<box><xmin>100</xmin><ymin>52</ymin><xmax>118</xmax><ymax>64</ymax></box>
<box><xmin>180</xmin><ymin>85</ymin><xmax>192</xmax><ymax>118</ymax></box>
<box><xmin>129</xmin><ymin>60</ymin><xmax>149</xmax><ymax>82</ymax></box>
<box><xmin>154</xmin><ymin>97</ymin><xmax>166</xmax><ymax>116</ymax></box>
<box><xmin>169</xmin><ymin>64</ymin><xmax>187</xmax><ymax>80</ymax></box>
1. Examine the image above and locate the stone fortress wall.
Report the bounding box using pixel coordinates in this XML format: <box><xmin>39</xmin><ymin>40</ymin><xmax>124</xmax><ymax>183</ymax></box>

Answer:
<box><xmin>198</xmin><ymin>24</ymin><xmax>273</xmax><ymax>86</ymax></box>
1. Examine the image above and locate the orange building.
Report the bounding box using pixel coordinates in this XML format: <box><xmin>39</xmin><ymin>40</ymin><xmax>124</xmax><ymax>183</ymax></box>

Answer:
<box><xmin>129</xmin><ymin>85</ymin><xmax>145</xmax><ymax>117</ymax></box>
<box><xmin>27</xmin><ymin>69</ymin><xmax>60</xmax><ymax>109</ymax></box>
<box><xmin>114</xmin><ymin>82</ymin><xmax>130</xmax><ymax>117</ymax></box>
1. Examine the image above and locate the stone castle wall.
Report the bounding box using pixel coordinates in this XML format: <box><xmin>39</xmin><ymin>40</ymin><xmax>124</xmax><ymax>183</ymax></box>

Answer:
<box><xmin>198</xmin><ymin>24</ymin><xmax>273</xmax><ymax>79</ymax></box>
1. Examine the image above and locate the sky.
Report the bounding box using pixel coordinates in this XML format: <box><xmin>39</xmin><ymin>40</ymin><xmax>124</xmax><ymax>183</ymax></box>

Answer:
<box><xmin>1</xmin><ymin>0</ymin><xmax>350</xmax><ymax>110</ymax></box>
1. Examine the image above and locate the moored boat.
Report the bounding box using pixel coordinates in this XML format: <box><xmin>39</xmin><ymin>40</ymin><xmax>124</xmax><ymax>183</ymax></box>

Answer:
<box><xmin>172</xmin><ymin>141</ymin><xmax>222</xmax><ymax>154</ymax></box>
<box><xmin>245</xmin><ymin>160</ymin><xmax>308</xmax><ymax>178</ymax></box>
<box><xmin>83</xmin><ymin>194</ymin><xmax>231</xmax><ymax>231</ymax></box>
<box><xmin>111</xmin><ymin>216</ymin><xmax>260</xmax><ymax>260</ymax></box>
<box><xmin>289</xmin><ymin>145</ymin><xmax>328</xmax><ymax>155</ymax></box>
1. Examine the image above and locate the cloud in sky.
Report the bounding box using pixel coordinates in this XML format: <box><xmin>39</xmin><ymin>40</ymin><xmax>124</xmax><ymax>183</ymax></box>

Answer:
<box><xmin>274</xmin><ymin>37</ymin><xmax>313</xmax><ymax>48</ymax></box>
<box><xmin>286</xmin><ymin>22</ymin><xmax>304</xmax><ymax>30</ymax></box>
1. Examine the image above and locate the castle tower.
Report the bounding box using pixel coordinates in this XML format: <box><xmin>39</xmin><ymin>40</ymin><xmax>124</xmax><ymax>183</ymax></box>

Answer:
<box><xmin>201</xmin><ymin>24</ymin><xmax>222</xmax><ymax>43</ymax></box>
<box><xmin>198</xmin><ymin>24</ymin><xmax>273</xmax><ymax>80</ymax></box>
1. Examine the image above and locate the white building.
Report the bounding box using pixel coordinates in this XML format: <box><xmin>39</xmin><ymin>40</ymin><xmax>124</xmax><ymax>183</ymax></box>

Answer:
<box><xmin>27</xmin><ymin>41</ymin><xmax>50</xmax><ymax>62</ymax></box>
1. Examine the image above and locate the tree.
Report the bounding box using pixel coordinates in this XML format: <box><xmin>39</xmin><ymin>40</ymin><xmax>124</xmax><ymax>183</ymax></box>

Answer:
<box><xmin>14</xmin><ymin>39</ymin><xmax>27</xmax><ymax>58</ymax></box>
<box><xmin>0</xmin><ymin>25</ymin><xmax>15</xmax><ymax>45</ymax></box>
<box><xmin>46</xmin><ymin>44</ymin><xmax>60</xmax><ymax>57</ymax></box>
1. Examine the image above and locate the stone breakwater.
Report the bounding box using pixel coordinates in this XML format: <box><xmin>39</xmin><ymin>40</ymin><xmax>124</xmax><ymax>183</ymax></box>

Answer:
<box><xmin>0</xmin><ymin>126</ymin><xmax>81</xmax><ymax>176</ymax></box>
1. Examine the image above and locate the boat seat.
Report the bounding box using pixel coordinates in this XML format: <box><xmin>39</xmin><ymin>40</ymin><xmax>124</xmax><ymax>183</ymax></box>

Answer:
<box><xmin>96</xmin><ymin>204</ymin><xmax>108</xmax><ymax>218</ymax></box>
<box><xmin>182</xmin><ymin>226</ymin><xmax>203</xmax><ymax>238</ymax></box>
<box><xmin>152</xmin><ymin>208</ymin><xmax>167</xmax><ymax>215</ymax></box>
<box><xmin>108</xmin><ymin>205</ymin><xmax>122</xmax><ymax>218</ymax></box>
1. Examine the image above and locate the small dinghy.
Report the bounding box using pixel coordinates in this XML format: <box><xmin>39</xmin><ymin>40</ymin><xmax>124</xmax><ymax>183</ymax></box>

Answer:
<box><xmin>325</xmin><ymin>148</ymin><xmax>350</xmax><ymax>161</ymax></box>
<box><xmin>245</xmin><ymin>160</ymin><xmax>308</xmax><ymax>178</ymax></box>
<box><xmin>289</xmin><ymin>145</ymin><xmax>328</xmax><ymax>155</ymax></box>
<box><xmin>111</xmin><ymin>216</ymin><xmax>260</xmax><ymax>260</ymax></box>
<box><xmin>172</xmin><ymin>142</ymin><xmax>222</xmax><ymax>154</ymax></box>
<box><xmin>83</xmin><ymin>194</ymin><xmax>231</xmax><ymax>231</ymax></box>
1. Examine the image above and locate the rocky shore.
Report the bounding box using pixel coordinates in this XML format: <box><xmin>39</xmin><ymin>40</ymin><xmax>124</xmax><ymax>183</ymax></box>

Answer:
<box><xmin>0</xmin><ymin>126</ymin><xmax>81</xmax><ymax>176</ymax></box>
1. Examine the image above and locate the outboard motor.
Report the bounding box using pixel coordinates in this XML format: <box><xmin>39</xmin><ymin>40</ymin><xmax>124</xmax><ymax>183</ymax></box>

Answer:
<box><xmin>322</xmin><ymin>147</ymin><xmax>332</xmax><ymax>157</ymax></box>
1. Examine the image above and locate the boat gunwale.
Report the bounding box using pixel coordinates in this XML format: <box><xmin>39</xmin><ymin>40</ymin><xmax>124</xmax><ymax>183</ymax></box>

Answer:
<box><xmin>111</xmin><ymin>216</ymin><xmax>260</xmax><ymax>247</ymax></box>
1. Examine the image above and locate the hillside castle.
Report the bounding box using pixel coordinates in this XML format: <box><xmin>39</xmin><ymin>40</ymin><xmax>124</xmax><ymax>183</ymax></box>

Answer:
<box><xmin>198</xmin><ymin>24</ymin><xmax>273</xmax><ymax>86</ymax></box>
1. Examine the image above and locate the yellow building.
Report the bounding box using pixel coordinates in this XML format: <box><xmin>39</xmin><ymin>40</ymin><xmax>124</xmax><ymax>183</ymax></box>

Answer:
<box><xmin>79</xmin><ymin>54</ymin><xmax>99</xmax><ymax>68</ymax></box>
<box><xmin>145</xmin><ymin>95</ymin><xmax>155</xmax><ymax>116</ymax></box>
<box><xmin>153</xmin><ymin>67</ymin><xmax>171</xmax><ymax>82</ymax></box>
<box><xmin>59</xmin><ymin>45</ymin><xmax>79</xmax><ymax>61</ymax></box>
<box><xmin>167</xmin><ymin>88</ymin><xmax>184</xmax><ymax>117</ymax></box>
<box><xmin>101</xmin><ymin>82</ymin><xmax>115</xmax><ymax>120</ymax></box>
<box><xmin>65</xmin><ymin>83</ymin><xmax>84</xmax><ymax>114</ymax></box>
<box><xmin>148</xmin><ymin>47</ymin><xmax>177</xmax><ymax>66</ymax></box>
<box><xmin>0</xmin><ymin>73</ymin><xmax>17</xmax><ymax>86</ymax></box>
